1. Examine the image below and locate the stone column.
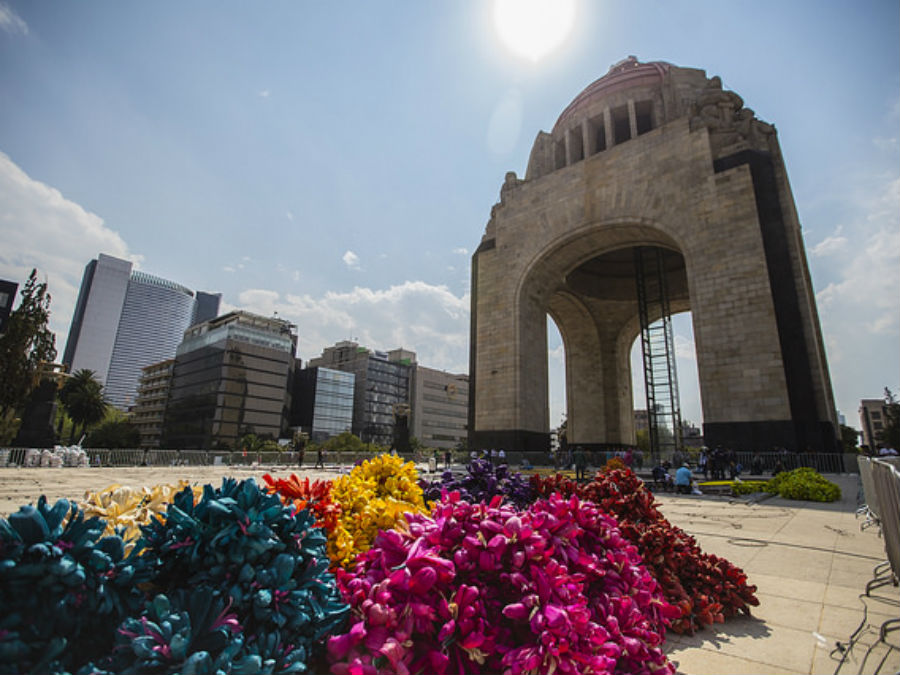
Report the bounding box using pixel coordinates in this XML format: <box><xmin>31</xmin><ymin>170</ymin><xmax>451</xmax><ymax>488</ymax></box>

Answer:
<box><xmin>549</xmin><ymin>292</ymin><xmax>606</xmax><ymax>444</ymax></box>
<box><xmin>628</xmin><ymin>99</ymin><xmax>638</xmax><ymax>139</ymax></box>
<box><xmin>582</xmin><ymin>119</ymin><xmax>595</xmax><ymax>158</ymax></box>
<box><xmin>603</xmin><ymin>108</ymin><xmax>614</xmax><ymax>148</ymax></box>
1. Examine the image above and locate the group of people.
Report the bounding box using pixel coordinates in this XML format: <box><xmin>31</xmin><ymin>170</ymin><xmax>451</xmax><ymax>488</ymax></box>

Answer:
<box><xmin>551</xmin><ymin>445</ymin><xmax>644</xmax><ymax>474</ymax></box>
<box><xmin>696</xmin><ymin>446</ymin><xmax>746</xmax><ymax>480</ymax></box>
<box><xmin>469</xmin><ymin>447</ymin><xmax>507</xmax><ymax>465</ymax></box>
<box><xmin>295</xmin><ymin>445</ymin><xmax>325</xmax><ymax>469</ymax></box>
<box><xmin>651</xmin><ymin>461</ymin><xmax>699</xmax><ymax>494</ymax></box>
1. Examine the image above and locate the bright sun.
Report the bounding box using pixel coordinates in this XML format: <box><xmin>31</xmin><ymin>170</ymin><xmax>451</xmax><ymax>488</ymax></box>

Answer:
<box><xmin>493</xmin><ymin>0</ymin><xmax>576</xmax><ymax>63</ymax></box>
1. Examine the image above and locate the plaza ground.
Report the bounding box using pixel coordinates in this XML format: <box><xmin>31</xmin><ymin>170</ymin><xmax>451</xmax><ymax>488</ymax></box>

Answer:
<box><xmin>0</xmin><ymin>466</ymin><xmax>896</xmax><ymax>674</ymax></box>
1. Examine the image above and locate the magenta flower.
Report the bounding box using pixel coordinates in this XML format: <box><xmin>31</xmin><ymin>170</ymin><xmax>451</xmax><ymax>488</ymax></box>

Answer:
<box><xmin>328</xmin><ymin>493</ymin><xmax>675</xmax><ymax>675</ymax></box>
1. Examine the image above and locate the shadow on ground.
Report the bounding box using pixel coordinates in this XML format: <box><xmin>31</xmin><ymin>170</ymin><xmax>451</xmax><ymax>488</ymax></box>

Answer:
<box><xmin>665</xmin><ymin>615</ymin><xmax>772</xmax><ymax>653</ymax></box>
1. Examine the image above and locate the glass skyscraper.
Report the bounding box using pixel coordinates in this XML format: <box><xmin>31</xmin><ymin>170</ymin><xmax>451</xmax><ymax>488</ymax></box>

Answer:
<box><xmin>63</xmin><ymin>253</ymin><xmax>220</xmax><ymax>410</ymax></box>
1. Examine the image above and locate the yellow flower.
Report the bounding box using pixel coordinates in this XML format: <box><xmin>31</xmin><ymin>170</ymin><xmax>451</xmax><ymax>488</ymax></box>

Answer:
<box><xmin>78</xmin><ymin>481</ymin><xmax>203</xmax><ymax>553</ymax></box>
<box><xmin>327</xmin><ymin>454</ymin><xmax>428</xmax><ymax>568</ymax></box>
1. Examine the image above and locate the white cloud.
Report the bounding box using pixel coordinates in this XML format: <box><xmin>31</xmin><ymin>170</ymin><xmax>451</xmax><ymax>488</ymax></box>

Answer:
<box><xmin>237</xmin><ymin>281</ymin><xmax>470</xmax><ymax>373</ymax></box>
<box><xmin>0</xmin><ymin>151</ymin><xmax>137</xmax><ymax>348</ymax></box>
<box><xmin>258</xmin><ymin>89</ymin><xmax>271</xmax><ymax>98</ymax></box>
<box><xmin>873</xmin><ymin>136</ymin><xmax>898</xmax><ymax>152</ymax></box>
<box><xmin>674</xmin><ymin>333</ymin><xmax>696</xmax><ymax>361</ymax></box>
<box><xmin>817</xmin><ymin>224</ymin><xmax>899</xmax><ymax>334</ymax></box>
<box><xmin>814</xmin><ymin>172</ymin><xmax>900</xmax><ymax>421</ymax></box>
<box><xmin>816</xmin><ymin>176</ymin><xmax>900</xmax><ymax>335</ymax></box>
<box><xmin>342</xmin><ymin>250</ymin><xmax>360</xmax><ymax>269</ymax></box>
<box><xmin>548</xmin><ymin>343</ymin><xmax>564</xmax><ymax>362</ymax></box>
<box><xmin>452</xmin><ymin>247</ymin><xmax>469</xmax><ymax>255</ymax></box>
<box><xmin>811</xmin><ymin>225</ymin><xmax>848</xmax><ymax>257</ymax></box>
<box><xmin>0</xmin><ymin>3</ymin><xmax>28</xmax><ymax>35</ymax></box>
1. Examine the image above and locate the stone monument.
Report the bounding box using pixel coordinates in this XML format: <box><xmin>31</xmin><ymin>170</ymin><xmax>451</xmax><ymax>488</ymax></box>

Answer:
<box><xmin>468</xmin><ymin>57</ymin><xmax>839</xmax><ymax>454</ymax></box>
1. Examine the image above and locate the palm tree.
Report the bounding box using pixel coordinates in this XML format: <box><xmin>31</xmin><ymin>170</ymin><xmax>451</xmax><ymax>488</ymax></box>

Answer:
<box><xmin>60</xmin><ymin>369</ymin><xmax>107</xmax><ymax>444</ymax></box>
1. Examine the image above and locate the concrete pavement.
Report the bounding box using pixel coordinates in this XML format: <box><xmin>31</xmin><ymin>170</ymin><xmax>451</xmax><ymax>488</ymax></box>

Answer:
<box><xmin>658</xmin><ymin>474</ymin><xmax>899</xmax><ymax>675</ymax></box>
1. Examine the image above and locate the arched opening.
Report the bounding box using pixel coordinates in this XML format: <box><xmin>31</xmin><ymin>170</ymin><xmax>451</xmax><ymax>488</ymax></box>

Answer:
<box><xmin>544</xmin><ymin>243</ymin><xmax>694</xmax><ymax>455</ymax></box>
<box><xmin>548</xmin><ymin>310</ymin><xmax>701</xmax><ymax>456</ymax></box>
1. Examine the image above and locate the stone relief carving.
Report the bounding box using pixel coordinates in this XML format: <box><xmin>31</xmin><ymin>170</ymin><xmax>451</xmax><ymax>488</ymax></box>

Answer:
<box><xmin>690</xmin><ymin>75</ymin><xmax>774</xmax><ymax>148</ymax></box>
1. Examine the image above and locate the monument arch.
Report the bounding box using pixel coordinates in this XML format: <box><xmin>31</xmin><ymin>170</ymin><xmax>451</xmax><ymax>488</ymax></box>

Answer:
<box><xmin>468</xmin><ymin>57</ymin><xmax>838</xmax><ymax>454</ymax></box>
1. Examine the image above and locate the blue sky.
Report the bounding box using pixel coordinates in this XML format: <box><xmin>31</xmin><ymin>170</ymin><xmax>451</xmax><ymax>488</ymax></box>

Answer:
<box><xmin>1</xmin><ymin>1</ymin><xmax>897</xmax><ymax>432</ymax></box>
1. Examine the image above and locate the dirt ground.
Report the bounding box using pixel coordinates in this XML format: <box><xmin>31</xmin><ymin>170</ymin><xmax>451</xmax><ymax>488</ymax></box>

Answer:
<box><xmin>0</xmin><ymin>465</ymin><xmax>340</xmax><ymax>516</ymax></box>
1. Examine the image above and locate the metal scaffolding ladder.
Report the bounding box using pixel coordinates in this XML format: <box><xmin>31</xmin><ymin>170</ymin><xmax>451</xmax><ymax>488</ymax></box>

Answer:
<box><xmin>634</xmin><ymin>246</ymin><xmax>683</xmax><ymax>462</ymax></box>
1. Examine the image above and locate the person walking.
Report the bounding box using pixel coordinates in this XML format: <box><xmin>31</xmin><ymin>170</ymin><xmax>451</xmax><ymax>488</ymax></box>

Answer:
<box><xmin>574</xmin><ymin>445</ymin><xmax>588</xmax><ymax>481</ymax></box>
<box><xmin>315</xmin><ymin>446</ymin><xmax>325</xmax><ymax>469</ymax></box>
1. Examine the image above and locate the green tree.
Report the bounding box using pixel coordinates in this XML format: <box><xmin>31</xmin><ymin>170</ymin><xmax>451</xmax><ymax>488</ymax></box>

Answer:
<box><xmin>237</xmin><ymin>432</ymin><xmax>263</xmax><ymax>453</ymax></box>
<box><xmin>878</xmin><ymin>387</ymin><xmax>900</xmax><ymax>450</ymax></box>
<box><xmin>60</xmin><ymin>369</ymin><xmax>107</xmax><ymax>444</ymax></box>
<box><xmin>84</xmin><ymin>419</ymin><xmax>141</xmax><ymax>448</ymax></box>
<box><xmin>0</xmin><ymin>270</ymin><xmax>57</xmax><ymax>428</ymax></box>
<box><xmin>322</xmin><ymin>431</ymin><xmax>367</xmax><ymax>454</ymax></box>
<box><xmin>259</xmin><ymin>439</ymin><xmax>282</xmax><ymax>453</ymax></box>
<box><xmin>839</xmin><ymin>424</ymin><xmax>860</xmax><ymax>453</ymax></box>
<box><xmin>635</xmin><ymin>429</ymin><xmax>651</xmax><ymax>455</ymax></box>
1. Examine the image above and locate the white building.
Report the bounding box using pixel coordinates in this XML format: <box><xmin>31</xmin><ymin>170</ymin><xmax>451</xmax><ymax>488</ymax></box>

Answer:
<box><xmin>409</xmin><ymin>365</ymin><xmax>469</xmax><ymax>451</ymax></box>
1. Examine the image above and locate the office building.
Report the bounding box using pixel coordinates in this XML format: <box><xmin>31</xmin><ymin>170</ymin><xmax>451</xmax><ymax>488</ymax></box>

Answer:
<box><xmin>163</xmin><ymin>311</ymin><xmax>296</xmax><ymax>449</ymax></box>
<box><xmin>131</xmin><ymin>359</ymin><xmax>174</xmax><ymax>449</ymax></box>
<box><xmin>409</xmin><ymin>365</ymin><xmax>468</xmax><ymax>450</ymax></box>
<box><xmin>634</xmin><ymin>409</ymin><xmax>649</xmax><ymax>433</ymax></box>
<box><xmin>62</xmin><ymin>254</ymin><xmax>220</xmax><ymax>409</ymax></box>
<box><xmin>0</xmin><ymin>279</ymin><xmax>17</xmax><ymax>335</ymax></box>
<box><xmin>308</xmin><ymin>341</ymin><xmax>413</xmax><ymax>448</ymax></box>
<box><xmin>859</xmin><ymin>399</ymin><xmax>889</xmax><ymax>450</ymax></box>
<box><xmin>291</xmin><ymin>366</ymin><xmax>355</xmax><ymax>442</ymax></box>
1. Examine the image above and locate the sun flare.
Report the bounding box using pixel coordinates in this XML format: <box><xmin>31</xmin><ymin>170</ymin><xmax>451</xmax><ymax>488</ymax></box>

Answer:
<box><xmin>493</xmin><ymin>0</ymin><xmax>576</xmax><ymax>62</ymax></box>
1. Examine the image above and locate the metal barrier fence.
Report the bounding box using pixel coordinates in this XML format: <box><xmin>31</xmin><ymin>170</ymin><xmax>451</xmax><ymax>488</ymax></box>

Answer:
<box><xmin>475</xmin><ymin>450</ymin><xmax>851</xmax><ymax>475</ymax></box>
<box><xmin>0</xmin><ymin>448</ymin><xmax>309</xmax><ymax>468</ymax></box>
<box><xmin>1</xmin><ymin>446</ymin><xmax>855</xmax><ymax>474</ymax></box>
<box><xmin>0</xmin><ymin>447</ymin><xmax>443</xmax><ymax>471</ymax></box>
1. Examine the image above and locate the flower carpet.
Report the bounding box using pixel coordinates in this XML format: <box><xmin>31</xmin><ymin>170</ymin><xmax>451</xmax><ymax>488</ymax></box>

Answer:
<box><xmin>0</xmin><ymin>456</ymin><xmax>762</xmax><ymax>674</ymax></box>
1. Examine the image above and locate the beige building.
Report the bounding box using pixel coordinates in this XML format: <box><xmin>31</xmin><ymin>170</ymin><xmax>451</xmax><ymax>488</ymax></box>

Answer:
<box><xmin>410</xmin><ymin>366</ymin><xmax>469</xmax><ymax>450</ymax></box>
<box><xmin>634</xmin><ymin>409</ymin><xmax>649</xmax><ymax>433</ymax></box>
<box><xmin>131</xmin><ymin>359</ymin><xmax>174</xmax><ymax>448</ymax></box>
<box><xmin>859</xmin><ymin>399</ymin><xmax>889</xmax><ymax>450</ymax></box>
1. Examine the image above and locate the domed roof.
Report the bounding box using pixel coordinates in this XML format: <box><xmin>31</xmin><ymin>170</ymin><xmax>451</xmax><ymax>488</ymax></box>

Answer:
<box><xmin>553</xmin><ymin>57</ymin><xmax>671</xmax><ymax>133</ymax></box>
